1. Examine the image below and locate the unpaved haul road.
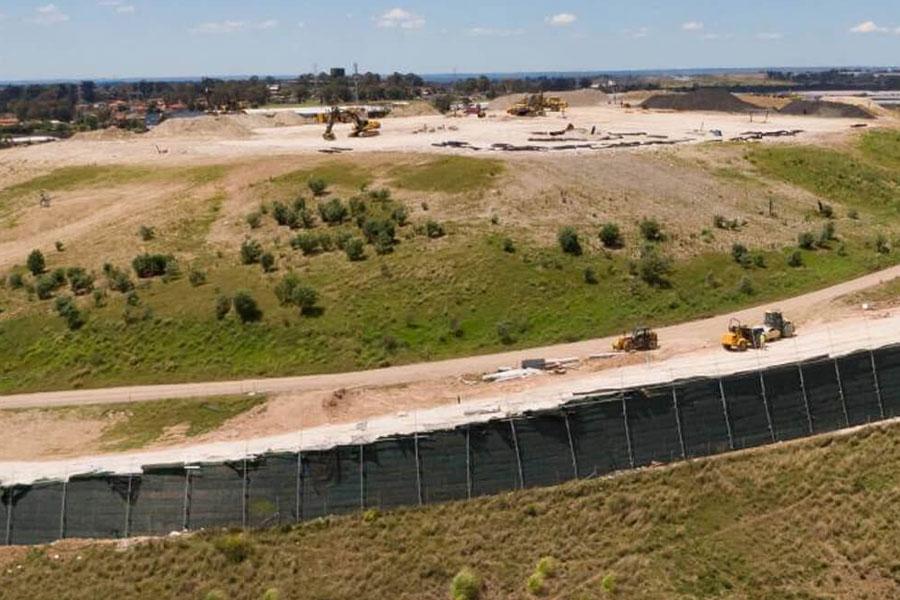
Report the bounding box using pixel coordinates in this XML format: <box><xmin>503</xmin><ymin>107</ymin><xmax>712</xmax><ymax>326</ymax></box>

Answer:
<box><xmin>1</xmin><ymin>264</ymin><xmax>898</xmax><ymax>410</ymax></box>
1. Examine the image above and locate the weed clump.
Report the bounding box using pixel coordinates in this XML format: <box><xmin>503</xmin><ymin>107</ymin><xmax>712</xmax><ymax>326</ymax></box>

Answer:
<box><xmin>558</xmin><ymin>226</ymin><xmax>582</xmax><ymax>255</ymax></box>
<box><xmin>450</xmin><ymin>567</ymin><xmax>481</xmax><ymax>600</ymax></box>
<box><xmin>232</xmin><ymin>291</ymin><xmax>262</xmax><ymax>323</ymax></box>
<box><xmin>599</xmin><ymin>222</ymin><xmax>623</xmax><ymax>248</ymax></box>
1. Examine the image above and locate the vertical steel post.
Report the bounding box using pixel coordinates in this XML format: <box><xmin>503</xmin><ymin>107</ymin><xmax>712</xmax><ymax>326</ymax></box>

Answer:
<box><xmin>671</xmin><ymin>386</ymin><xmax>687</xmax><ymax>459</ymax></box>
<box><xmin>59</xmin><ymin>480</ymin><xmax>68</xmax><ymax>540</ymax></box>
<box><xmin>124</xmin><ymin>475</ymin><xmax>133</xmax><ymax>538</ymax></box>
<box><xmin>295</xmin><ymin>452</ymin><xmax>303</xmax><ymax>523</ymax></box>
<box><xmin>563</xmin><ymin>412</ymin><xmax>579</xmax><ymax>479</ymax></box>
<box><xmin>509</xmin><ymin>420</ymin><xmax>525</xmax><ymax>490</ymax></box>
<box><xmin>718</xmin><ymin>378</ymin><xmax>735</xmax><ymax>450</ymax></box>
<box><xmin>358</xmin><ymin>444</ymin><xmax>365</xmax><ymax>511</ymax></box>
<box><xmin>833</xmin><ymin>358</ymin><xmax>850</xmax><ymax>427</ymax></box>
<box><xmin>621</xmin><ymin>392</ymin><xmax>635</xmax><ymax>469</ymax></box>
<box><xmin>413</xmin><ymin>432</ymin><xmax>423</xmax><ymax>506</ymax></box>
<box><xmin>4</xmin><ymin>493</ymin><xmax>11</xmax><ymax>546</ymax></box>
<box><xmin>465</xmin><ymin>426</ymin><xmax>472</xmax><ymax>500</ymax></box>
<box><xmin>758</xmin><ymin>371</ymin><xmax>776</xmax><ymax>443</ymax></box>
<box><xmin>241</xmin><ymin>459</ymin><xmax>248</xmax><ymax>529</ymax></box>
<box><xmin>182</xmin><ymin>469</ymin><xmax>192</xmax><ymax>531</ymax></box>
<box><xmin>870</xmin><ymin>350</ymin><xmax>886</xmax><ymax>420</ymax></box>
<box><xmin>798</xmin><ymin>363</ymin><xmax>814</xmax><ymax>434</ymax></box>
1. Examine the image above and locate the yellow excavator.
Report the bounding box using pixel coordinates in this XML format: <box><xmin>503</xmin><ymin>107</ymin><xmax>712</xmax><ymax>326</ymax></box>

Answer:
<box><xmin>506</xmin><ymin>92</ymin><xmax>569</xmax><ymax>117</ymax></box>
<box><xmin>322</xmin><ymin>107</ymin><xmax>381</xmax><ymax>141</ymax></box>
<box><xmin>613</xmin><ymin>327</ymin><xmax>659</xmax><ymax>352</ymax></box>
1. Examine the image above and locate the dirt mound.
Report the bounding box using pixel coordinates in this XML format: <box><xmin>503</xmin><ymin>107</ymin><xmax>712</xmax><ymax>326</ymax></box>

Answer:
<box><xmin>387</xmin><ymin>101</ymin><xmax>441</xmax><ymax>118</ymax></box>
<box><xmin>70</xmin><ymin>127</ymin><xmax>137</xmax><ymax>141</ymax></box>
<box><xmin>779</xmin><ymin>100</ymin><xmax>874</xmax><ymax>119</ymax></box>
<box><xmin>488</xmin><ymin>89</ymin><xmax>609</xmax><ymax>111</ymax></box>
<box><xmin>148</xmin><ymin>115</ymin><xmax>254</xmax><ymax>139</ymax></box>
<box><xmin>642</xmin><ymin>88</ymin><xmax>759</xmax><ymax>113</ymax></box>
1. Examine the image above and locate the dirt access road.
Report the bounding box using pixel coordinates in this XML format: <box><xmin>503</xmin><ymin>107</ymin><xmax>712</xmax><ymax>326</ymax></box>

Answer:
<box><xmin>1</xmin><ymin>263</ymin><xmax>897</xmax><ymax>411</ymax></box>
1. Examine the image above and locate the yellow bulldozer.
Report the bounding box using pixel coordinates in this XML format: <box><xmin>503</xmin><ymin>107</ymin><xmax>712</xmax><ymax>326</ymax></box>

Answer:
<box><xmin>322</xmin><ymin>107</ymin><xmax>381</xmax><ymax>140</ymax></box>
<box><xmin>506</xmin><ymin>92</ymin><xmax>569</xmax><ymax>117</ymax></box>
<box><xmin>721</xmin><ymin>318</ymin><xmax>765</xmax><ymax>351</ymax></box>
<box><xmin>613</xmin><ymin>327</ymin><xmax>659</xmax><ymax>352</ymax></box>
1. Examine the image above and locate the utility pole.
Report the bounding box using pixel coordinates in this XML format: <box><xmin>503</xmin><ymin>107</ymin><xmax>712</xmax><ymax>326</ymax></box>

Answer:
<box><xmin>353</xmin><ymin>62</ymin><xmax>360</xmax><ymax>104</ymax></box>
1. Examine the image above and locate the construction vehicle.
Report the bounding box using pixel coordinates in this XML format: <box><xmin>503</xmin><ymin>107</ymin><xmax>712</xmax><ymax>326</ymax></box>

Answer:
<box><xmin>762</xmin><ymin>310</ymin><xmax>795</xmax><ymax>341</ymax></box>
<box><xmin>322</xmin><ymin>107</ymin><xmax>381</xmax><ymax>141</ymax></box>
<box><xmin>506</xmin><ymin>92</ymin><xmax>569</xmax><ymax>117</ymax></box>
<box><xmin>721</xmin><ymin>318</ymin><xmax>765</xmax><ymax>351</ymax></box>
<box><xmin>613</xmin><ymin>327</ymin><xmax>659</xmax><ymax>352</ymax></box>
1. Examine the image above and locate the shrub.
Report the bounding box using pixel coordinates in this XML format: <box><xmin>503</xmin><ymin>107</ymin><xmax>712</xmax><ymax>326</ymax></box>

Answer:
<box><xmin>232</xmin><ymin>291</ymin><xmax>262</xmax><ymax>323</ymax></box>
<box><xmin>92</xmin><ymin>289</ymin><xmax>106</xmax><ymax>307</ymax></box>
<box><xmin>752</xmin><ymin>253</ymin><xmax>766</xmax><ymax>268</ymax></box>
<box><xmin>425</xmin><ymin>220</ymin><xmax>445</xmax><ymax>239</ymax></box>
<box><xmin>362</xmin><ymin>218</ymin><xmax>396</xmax><ymax>244</ymax></box>
<box><xmin>275</xmin><ymin>273</ymin><xmax>320</xmax><ymax>315</ymax></box>
<box><xmin>8</xmin><ymin>272</ymin><xmax>24</xmax><ymax>289</ymax></box>
<box><xmin>272</xmin><ymin>201</ymin><xmax>291</xmax><ymax>226</ymax></box>
<box><xmin>526</xmin><ymin>572</ymin><xmax>546</xmax><ymax>595</ymax></box>
<box><xmin>391</xmin><ymin>205</ymin><xmax>409</xmax><ymax>226</ymax></box>
<box><xmin>637</xmin><ymin>245</ymin><xmax>672</xmax><ymax>287</ymax></box>
<box><xmin>557</xmin><ymin>226</ymin><xmax>582</xmax><ymax>255</ymax></box>
<box><xmin>35</xmin><ymin>274</ymin><xmax>58</xmax><ymax>300</ymax></box>
<box><xmin>245</xmin><ymin>211</ymin><xmax>262</xmax><ymax>229</ymax></box>
<box><xmin>497</xmin><ymin>321</ymin><xmax>515</xmax><ymax>344</ymax></box>
<box><xmin>848</xmin><ymin>208</ymin><xmax>859</xmax><ymax>220</ymax></box>
<box><xmin>490</xmin><ymin>214</ymin><xmax>500</xmax><ymax>225</ymax></box>
<box><xmin>731</xmin><ymin>243</ymin><xmax>751</xmax><ymax>267</ymax></box>
<box><xmin>50</xmin><ymin>268</ymin><xmax>66</xmax><ymax>287</ymax></box>
<box><xmin>450</xmin><ymin>567</ymin><xmax>481</xmax><ymax>600</ymax></box>
<box><xmin>737</xmin><ymin>275</ymin><xmax>754</xmax><ymax>295</ymax></box>
<box><xmin>536</xmin><ymin>557</ymin><xmax>559</xmax><ymax>579</ymax></box>
<box><xmin>162</xmin><ymin>258</ymin><xmax>181</xmax><ymax>282</ymax></box>
<box><xmin>260</xmin><ymin>252</ymin><xmax>276</xmax><ymax>273</ymax></box>
<box><xmin>875</xmin><ymin>233</ymin><xmax>891</xmax><ymax>254</ymax></box>
<box><xmin>345</xmin><ymin>237</ymin><xmax>366</xmax><ymax>261</ymax></box>
<box><xmin>188</xmin><ymin>268</ymin><xmax>207</xmax><ymax>287</ymax></box>
<box><xmin>713</xmin><ymin>214</ymin><xmax>741</xmax><ymax>230</ymax></box>
<box><xmin>213</xmin><ymin>534</ymin><xmax>253</xmax><ymax>563</ymax></box>
<box><xmin>818</xmin><ymin>222</ymin><xmax>836</xmax><ymax>246</ymax></box>
<box><xmin>54</xmin><ymin>295</ymin><xmax>84</xmax><ymax>330</ymax></box>
<box><xmin>125</xmin><ymin>291</ymin><xmax>141</xmax><ymax>306</ymax></box>
<box><xmin>374</xmin><ymin>231</ymin><xmax>395</xmax><ymax>255</ymax></box>
<box><xmin>599</xmin><ymin>223</ymin><xmax>623</xmax><ymax>248</ymax></box>
<box><xmin>639</xmin><ymin>218</ymin><xmax>663</xmax><ymax>242</ymax></box>
<box><xmin>66</xmin><ymin>267</ymin><xmax>95</xmax><ymax>295</ymax></box>
<box><xmin>138</xmin><ymin>224</ymin><xmax>156</xmax><ymax>241</ymax></box>
<box><xmin>600</xmin><ymin>573</ymin><xmax>617</xmax><ymax>594</ymax></box>
<box><xmin>797</xmin><ymin>231</ymin><xmax>816</xmax><ymax>250</ymax></box>
<box><xmin>307</xmin><ymin>177</ymin><xmax>327</xmax><ymax>196</ymax></box>
<box><xmin>584</xmin><ymin>267</ymin><xmax>598</xmax><ymax>284</ymax></box>
<box><xmin>106</xmin><ymin>266</ymin><xmax>134</xmax><ymax>293</ymax></box>
<box><xmin>261</xmin><ymin>589</ymin><xmax>280</xmax><ymax>600</ymax></box>
<box><xmin>502</xmin><ymin>237</ymin><xmax>515</xmax><ymax>253</ymax></box>
<box><xmin>240</xmin><ymin>239</ymin><xmax>264</xmax><ymax>264</ymax></box>
<box><xmin>817</xmin><ymin>201</ymin><xmax>834</xmax><ymax>218</ymax></box>
<box><xmin>54</xmin><ymin>240</ymin><xmax>65</xmax><ymax>252</ymax></box>
<box><xmin>132</xmin><ymin>253</ymin><xmax>173</xmax><ymax>278</ymax></box>
<box><xmin>318</xmin><ymin>198</ymin><xmax>348</xmax><ymax>224</ymax></box>
<box><xmin>349</xmin><ymin>196</ymin><xmax>367</xmax><ymax>218</ymax></box>
<box><xmin>214</xmin><ymin>294</ymin><xmax>231</xmax><ymax>320</ymax></box>
<box><xmin>26</xmin><ymin>249</ymin><xmax>46</xmax><ymax>275</ymax></box>
<box><xmin>298</xmin><ymin>208</ymin><xmax>316</xmax><ymax>228</ymax></box>
<box><xmin>292</xmin><ymin>232</ymin><xmax>321</xmax><ymax>255</ymax></box>
<box><xmin>369</xmin><ymin>188</ymin><xmax>391</xmax><ymax>202</ymax></box>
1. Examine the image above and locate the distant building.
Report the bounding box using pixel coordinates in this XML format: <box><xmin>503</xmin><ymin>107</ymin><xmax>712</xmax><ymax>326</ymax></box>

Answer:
<box><xmin>330</xmin><ymin>68</ymin><xmax>346</xmax><ymax>78</ymax></box>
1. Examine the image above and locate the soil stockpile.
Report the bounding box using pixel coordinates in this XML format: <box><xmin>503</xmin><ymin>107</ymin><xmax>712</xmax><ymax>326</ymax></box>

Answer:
<box><xmin>780</xmin><ymin>100</ymin><xmax>874</xmax><ymax>119</ymax></box>
<box><xmin>148</xmin><ymin>115</ymin><xmax>253</xmax><ymax>138</ymax></box>
<box><xmin>642</xmin><ymin>88</ymin><xmax>759</xmax><ymax>113</ymax></box>
<box><xmin>388</xmin><ymin>101</ymin><xmax>441</xmax><ymax>118</ymax></box>
<box><xmin>70</xmin><ymin>127</ymin><xmax>137</xmax><ymax>141</ymax></box>
<box><xmin>488</xmin><ymin>89</ymin><xmax>609</xmax><ymax>111</ymax></box>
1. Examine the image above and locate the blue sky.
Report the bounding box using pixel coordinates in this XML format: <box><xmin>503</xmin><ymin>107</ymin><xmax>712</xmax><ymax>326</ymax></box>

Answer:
<box><xmin>0</xmin><ymin>1</ymin><xmax>898</xmax><ymax>80</ymax></box>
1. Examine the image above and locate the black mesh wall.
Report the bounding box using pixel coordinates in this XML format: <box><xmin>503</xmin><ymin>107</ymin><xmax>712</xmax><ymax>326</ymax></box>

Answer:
<box><xmin>837</xmin><ymin>351</ymin><xmax>882</xmax><ymax>425</ymax></box>
<box><xmin>874</xmin><ymin>345</ymin><xmax>900</xmax><ymax>418</ymax></box>
<box><xmin>515</xmin><ymin>411</ymin><xmax>576</xmax><ymax>488</ymax></box>
<box><xmin>64</xmin><ymin>475</ymin><xmax>131</xmax><ymax>539</ymax></box>
<box><xmin>129</xmin><ymin>465</ymin><xmax>186</xmax><ymax>536</ymax></box>
<box><xmin>801</xmin><ymin>359</ymin><xmax>846</xmax><ymax>433</ymax></box>
<box><xmin>469</xmin><ymin>421</ymin><xmax>521</xmax><ymax>497</ymax></box>
<box><xmin>300</xmin><ymin>446</ymin><xmax>361</xmax><ymax>520</ymax></box>
<box><xmin>363</xmin><ymin>438</ymin><xmax>420</xmax><ymax>509</ymax></box>
<box><xmin>676</xmin><ymin>378</ymin><xmax>731</xmax><ymax>458</ymax></box>
<box><xmin>9</xmin><ymin>482</ymin><xmax>63</xmax><ymax>545</ymax></box>
<box><xmin>627</xmin><ymin>387</ymin><xmax>682</xmax><ymax>466</ymax></box>
<box><xmin>567</xmin><ymin>397</ymin><xmax>631</xmax><ymax>477</ymax></box>
<box><xmin>763</xmin><ymin>364</ymin><xmax>811</xmax><ymax>441</ymax></box>
<box><xmin>1</xmin><ymin>488</ymin><xmax>10</xmax><ymax>545</ymax></box>
<box><xmin>247</xmin><ymin>453</ymin><xmax>299</xmax><ymax>528</ymax></box>
<box><xmin>189</xmin><ymin>462</ymin><xmax>245</xmax><ymax>530</ymax></box>
<box><xmin>723</xmin><ymin>372</ymin><xmax>773</xmax><ymax>449</ymax></box>
<box><xmin>418</xmin><ymin>429</ymin><xmax>469</xmax><ymax>504</ymax></box>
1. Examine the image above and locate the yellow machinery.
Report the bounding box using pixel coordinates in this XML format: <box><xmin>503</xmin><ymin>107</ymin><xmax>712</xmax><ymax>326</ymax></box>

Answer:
<box><xmin>613</xmin><ymin>327</ymin><xmax>659</xmax><ymax>352</ymax></box>
<box><xmin>506</xmin><ymin>92</ymin><xmax>569</xmax><ymax>117</ymax></box>
<box><xmin>322</xmin><ymin>107</ymin><xmax>381</xmax><ymax>140</ymax></box>
<box><xmin>721</xmin><ymin>318</ymin><xmax>765</xmax><ymax>351</ymax></box>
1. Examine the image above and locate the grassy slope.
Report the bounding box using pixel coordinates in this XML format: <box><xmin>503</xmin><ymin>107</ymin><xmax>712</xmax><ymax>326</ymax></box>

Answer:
<box><xmin>4</xmin><ymin>420</ymin><xmax>900</xmax><ymax>599</ymax></box>
<box><xmin>1</xmin><ymin>135</ymin><xmax>899</xmax><ymax>393</ymax></box>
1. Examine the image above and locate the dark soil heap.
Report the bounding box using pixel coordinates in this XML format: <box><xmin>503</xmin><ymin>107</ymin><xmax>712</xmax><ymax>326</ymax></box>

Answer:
<box><xmin>641</xmin><ymin>88</ymin><xmax>759</xmax><ymax>113</ymax></box>
<box><xmin>779</xmin><ymin>100</ymin><xmax>874</xmax><ymax>119</ymax></box>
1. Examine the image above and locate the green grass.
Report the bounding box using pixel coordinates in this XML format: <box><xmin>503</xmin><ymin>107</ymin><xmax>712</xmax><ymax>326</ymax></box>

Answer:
<box><xmin>4</xmin><ymin>417</ymin><xmax>900</xmax><ymax>598</ymax></box>
<box><xmin>859</xmin><ymin>128</ymin><xmax>900</xmax><ymax>170</ymax></box>
<box><xmin>266</xmin><ymin>162</ymin><xmax>373</xmax><ymax>194</ymax></box>
<box><xmin>389</xmin><ymin>156</ymin><xmax>504</xmax><ymax>193</ymax></box>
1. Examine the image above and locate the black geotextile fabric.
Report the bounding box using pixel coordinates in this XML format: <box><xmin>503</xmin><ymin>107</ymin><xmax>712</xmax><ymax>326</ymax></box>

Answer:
<box><xmin>469</xmin><ymin>421</ymin><xmax>521</xmax><ymax>497</ymax></box>
<box><xmin>763</xmin><ymin>364</ymin><xmax>811</xmax><ymax>441</ymax></box>
<box><xmin>567</xmin><ymin>397</ymin><xmax>631</xmax><ymax>477</ymax></box>
<box><xmin>129</xmin><ymin>465</ymin><xmax>186</xmax><ymax>536</ymax></box>
<box><xmin>722</xmin><ymin>372</ymin><xmax>773</xmax><ymax>450</ymax></box>
<box><xmin>247</xmin><ymin>453</ymin><xmax>298</xmax><ymax>528</ymax></box>
<box><xmin>301</xmin><ymin>446</ymin><xmax>361</xmax><ymax>519</ymax></box>
<box><xmin>363</xmin><ymin>438</ymin><xmax>419</xmax><ymax>509</ymax></box>
<box><xmin>8</xmin><ymin>482</ymin><xmax>63</xmax><ymax>545</ymax></box>
<box><xmin>627</xmin><ymin>387</ymin><xmax>682</xmax><ymax>466</ymax></box>
<box><xmin>189</xmin><ymin>462</ymin><xmax>245</xmax><ymax>530</ymax></box>
<box><xmin>515</xmin><ymin>411</ymin><xmax>577</xmax><ymax>488</ymax></box>
<box><xmin>801</xmin><ymin>359</ymin><xmax>846</xmax><ymax>433</ymax></box>
<box><xmin>838</xmin><ymin>351</ymin><xmax>882</xmax><ymax>426</ymax></box>
<box><xmin>874</xmin><ymin>345</ymin><xmax>900</xmax><ymax>418</ymax></box>
<box><xmin>1</xmin><ymin>488</ymin><xmax>11</xmax><ymax>545</ymax></box>
<box><xmin>418</xmin><ymin>429</ymin><xmax>469</xmax><ymax>504</ymax></box>
<box><xmin>64</xmin><ymin>475</ymin><xmax>131</xmax><ymax>539</ymax></box>
<box><xmin>675</xmin><ymin>378</ymin><xmax>731</xmax><ymax>458</ymax></box>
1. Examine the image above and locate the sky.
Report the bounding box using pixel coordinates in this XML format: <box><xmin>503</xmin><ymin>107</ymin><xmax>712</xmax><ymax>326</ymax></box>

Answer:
<box><xmin>0</xmin><ymin>0</ymin><xmax>899</xmax><ymax>80</ymax></box>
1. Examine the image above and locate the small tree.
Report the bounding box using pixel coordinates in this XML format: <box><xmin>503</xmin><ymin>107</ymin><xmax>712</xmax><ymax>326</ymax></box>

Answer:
<box><xmin>425</xmin><ymin>220</ymin><xmax>445</xmax><ymax>239</ymax></box>
<box><xmin>260</xmin><ymin>252</ymin><xmax>276</xmax><ymax>273</ymax></box>
<box><xmin>362</xmin><ymin>218</ymin><xmax>395</xmax><ymax>245</ymax></box>
<box><xmin>797</xmin><ymin>231</ymin><xmax>816</xmax><ymax>250</ymax></box>
<box><xmin>639</xmin><ymin>218</ymin><xmax>664</xmax><ymax>242</ymax></box>
<box><xmin>214</xmin><ymin>294</ymin><xmax>231</xmax><ymax>320</ymax></box>
<box><xmin>307</xmin><ymin>178</ymin><xmax>327</xmax><ymax>196</ymax></box>
<box><xmin>599</xmin><ymin>223</ymin><xmax>623</xmax><ymax>248</ymax></box>
<box><xmin>391</xmin><ymin>205</ymin><xmax>409</xmax><ymax>226</ymax></box>
<box><xmin>558</xmin><ymin>226</ymin><xmax>582</xmax><ymax>255</ymax></box>
<box><xmin>8</xmin><ymin>272</ymin><xmax>24</xmax><ymax>289</ymax></box>
<box><xmin>787</xmin><ymin>250</ymin><xmax>804</xmax><ymax>267</ymax></box>
<box><xmin>188</xmin><ymin>268</ymin><xmax>207</xmax><ymax>287</ymax></box>
<box><xmin>637</xmin><ymin>245</ymin><xmax>672</xmax><ymax>287</ymax></box>
<box><xmin>132</xmin><ymin>253</ymin><xmax>173</xmax><ymax>278</ymax></box>
<box><xmin>731</xmin><ymin>243</ymin><xmax>751</xmax><ymax>267</ymax></box>
<box><xmin>292</xmin><ymin>232</ymin><xmax>320</xmax><ymax>255</ymax></box>
<box><xmin>106</xmin><ymin>266</ymin><xmax>134</xmax><ymax>293</ymax></box>
<box><xmin>240</xmin><ymin>239</ymin><xmax>264</xmax><ymax>264</ymax></box>
<box><xmin>26</xmin><ymin>249</ymin><xmax>46</xmax><ymax>276</ymax></box>
<box><xmin>318</xmin><ymin>198</ymin><xmax>348</xmax><ymax>224</ymax></box>
<box><xmin>345</xmin><ymin>237</ymin><xmax>366</xmax><ymax>261</ymax></box>
<box><xmin>232</xmin><ymin>291</ymin><xmax>262</xmax><ymax>323</ymax></box>
<box><xmin>66</xmin><ymin>267</ymin><xmax>95</xmax><ymax>295</ymax></box>
<box><xmin>272</xmin><ymin>202</ymin><xmax>292</xmax><ymax>227</ymax></box>
<box><xmin>35</xmin><ymin>274</ymin><xmax>58</xmax><ymax>300</ymax></box>
<box><xmin>54</xmin><ymin>295</ymin><xmax>84</xmax><ymax>330</ymax></box>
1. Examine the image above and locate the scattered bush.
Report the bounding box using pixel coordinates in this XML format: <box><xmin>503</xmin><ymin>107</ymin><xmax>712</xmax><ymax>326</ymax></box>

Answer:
<box><xmin>105</xmin><ymin>265</ymin><xmax>134</xmax><ymax>293</ymax></box>
<box><xmin>526</xmin><ymin>572</ymin><xmax>546</xmax><ymax>596</ymax></box>
<box><xmin>713</xmin><ymin>214</ymin><xmax>742</xmax><ymax>230</ymax></box>
<box><xmin>752</xmin><ymin>253</ymin><xmax>766</xmax><ymax>268</ymax></box>
<box><xmin>797</xmin><ymin>231</ymin><xmax>816</xmax><ymax>250</ymax></box>
<box><xmin>737</xmin><ymin>275</ymin><xmax>754</xmax><ymax>295</ymax></box>
<box><xmin>599</xmin><ymin>223</ymin><xmax>623</xmax><ymax>248</ymax></box>
<box><xmin>272</xmin><ymin>202</ymin><xmax>291</xmax><ymax>227</ymax></box>
<box><xmin>35</xmin><ymin>274</ymin><xmax>60</xmax><ymax>300</ymax></box>
<box><xmin>349</xmin><ymin>196</ymin><xmax>367</xmax><ymax>218</ymax></box>
<box><xmin>292</xmin><ymin>232</ymin><xmax>321</xmax><ymax>255</ymax></box>
<box><xmin>275</xmin><ymin>273</ymin><xmax>320</xmax><ymax>316</ymax></box>
<box><xmin>817</xmin><ymin>201</ymin><xmax>834</xmax><ymax>219</ymax></box>
<box><xmin>557</xmin><ymin>226</ymin><xmax>582</xmax><ymax>255</ymax></box>
<box><xmin>345</xmin><ymin>237</ymin><xmax>366</xmax><ymax>261</ymax></box>
<box><xmin>425</xmin><ymin>220</ymin><xmax>445</xmax><ymax>239</ymax></box>
<box><xmin>318</xmin><ymin>198</ymin><xmax>348</xmax><ymax>224</ymax></box>
<box><xmin>450</xmin><ymin>567</ymin><xmax>481</xmax><ymax>600</ymax></box>
<box><xmin>188</xmin><ymin>268</ymin><xmax>207</xmax><ymax>287</ymax></box>
<box><xmin>214</xmin><ymin>294</ymin><xmax>231</xmax><ymax>320</ymax></box>
<box><xmin>875</xmin><ymin>234</ymin><xmax>891</xmax><ymax>255</ymax></box>
<box><xmin>245</xmin><ymin>211</ymin><xmax>262</xmax><ymax>229</ymax></box>
<box><xmin>818</xmin><ymin>221</ymin><xmax>836</xmax><ymax>247</ymax></box>
<box><xmin>125</xmin><ymin>290</ymin><xmax>141</xmax><ymax>306</ymax></box>
<box><xmin>260</xmin><ymin>252</ymin><xmax>276</xmax><ymax>273</ymax></box>
<box><xmin>391</xmin><ymin>205</ymin><xmax>409</xmax><ymax>226</ymax></box>
<box><xmin>536</xmin><ymin>557</ymin><xmax>559</xmax><ymax>579</ymax></box>
<box><xmin>66</xmin><ymin>267</ymin><xmax>95</xmax><ymax>295</ymax></box>
<box><xmin>600</xmin><ymin>573</ymin><xmax>617</xmax><ymax>594</ymax></box>
<box><xmin>213</xmin><ymin>534</ymin><xmax>253</xmax><ymax>563</ymax></box>
<box><xmin>731</xmin><ymin>243</ymin><xmax>751</xmax><ymax>267</ymax></box>
<box><xmin>848</xmin><ymin>208</ymin><xmax>859</xmax><ymax>220</ymax></box>
<box><xmin>502</xmin><ymin>237</ymin><xmax>515</xmax><ymax>253</ymax></box>
<box><xmin>8</xmin><ymin>272</ymin><xmax>24</xmax><ymax>289</ymax></box>
<box><xmin>307</xmin><ymin>177</ymin><xmax>327</xmax><ymax>196</ymax></box>
<box><xmin>162</xmin><ymin>258</ymin><xmax>181</xmax><ymax>282</ymax></box>
<box><xmin>497</xmin><ymin>321</ymin><xmax>515</xmax><ymax>345</ymax></box>
<box><xmin>639</xmin><ymin>218</ymin><xmax>664</xmax><ymax>242</ymax></box>
<box><xmin>584</xmin><ymin>267</ymin><xmax>598</xmax><ymax>284</ymax></box>
<box><xmin>490</xmin><ymin>214</ymin><xmax>500</xmax><ymax>225</ymax></box>
<box><xmin>92</xmin><ymin>289</ymin><xmax>106</xmax><ymax>307</ymax></box>
<box><xmin>261</xmin><ymin>589</ymin><xmax>280</xmax><ymax>600</ymax></box>
<box><xmin>138</xmin><ymin>225</ymin><xmax>156</xmax><ymax>241</ymax></box>
<box><xmin>637</xmin><ymin>245</ymin><xmax>672</xmax><ymax>287</ymax></box>
<box><xmin>369</xmin><ymin>188</ymin><xmax>391</xmax><ymax>202</ymax></box>
<box><xmin>26</xmin><ymin>249</ymin><xmax>45</xmax><ymax>276</ymax></box>
<box><xmin>54</xmin><ymin>295</ymin><xmax>84</xmax><ymax>330</ymax></box>
<box><xmin>232</xmin><ymin>291</ymin><xmax>262</xmax><ymax>323</ymax></box>
<box><xmin>362</xmin><ymin>218</ymin><xmax>396</xmax><ymax>245</ymax></box>
<box><xmin>240</xmin><ymin>239</ymin><xmax>264</xmax><ymax>264</ymax></box>
<box><xmin>54</xmin><ymin>240</ymin><xmax>65</xmax><ymax>252</ymax></box>
<box><xmin>132</xmin><ymin>253</ymin><xmax>174</xmax><ymax>278</ymax></box>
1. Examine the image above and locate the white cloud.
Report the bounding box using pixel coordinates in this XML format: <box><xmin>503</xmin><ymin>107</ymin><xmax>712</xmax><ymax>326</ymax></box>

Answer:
<box><xmin>31</xmin><ymin>4</ymin><xmax>69</xmax><ymax>25</ymax></box>
<box><xmin>298</xmin><ymin>21</ymin><xmax>306</xmax><ymax>28</ymax></box>
<box><xmin>97</xmin><ymin>1</ymin><xmax>135</xmax><ymax>13</ymax></box>
<box><xmin>376</xmin><ymin>8</ymin><xmax>425</xmax><ymax>29</ymax></box>
<box><xmin>467</xmin><ymin>26</ymin><xmax>525</xmax><ymax>37</ymax></box>
<box><xmin>256</xmin><ymin>19</ymin><xmax>278</xmax><ymax>30</ymax></box>
<box><xmin>546</xmin><ymin>13</ymin><xmax>577</xmax><ymax>27</ymax></box>
<box><xmin>624</xmin><ymin>26</ymin><xmax>649</xmax><ymax>39</ymax></box>
<box><xmin>757</xmin><ymin>32</ymin><xmax>783</xmax><ymax>40</ymax></box>
<box><xmin>701</xmin><ymin>32</ymin><xmax>732</xmax><ymax>40</ymax></box>
<box><xmin>681</xmin><ymin>21</ymin><xmax>704</xmax><ymax>31</ymax></box>
<box><xmin>190</xmin><ymin>19</ymin><xmax>278</xmax><ymax>34</ymax></box>
<box><xmin>850</xmin><ymin>20</ymin><xmax>887</xmax><ymax>33</ymax></box>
